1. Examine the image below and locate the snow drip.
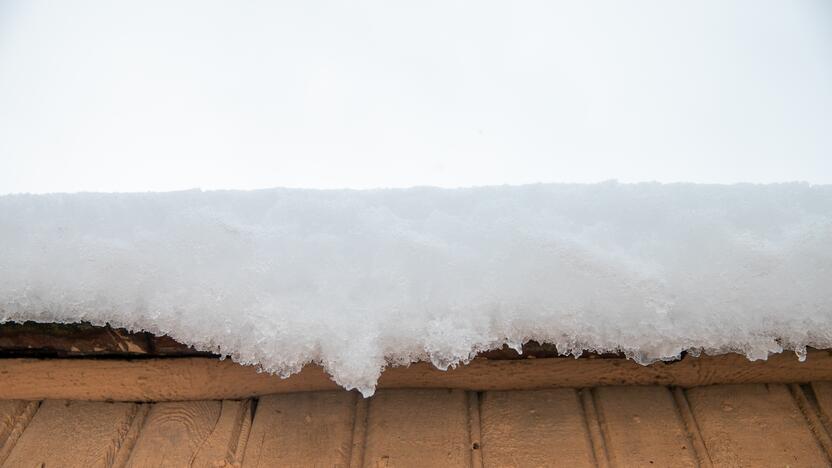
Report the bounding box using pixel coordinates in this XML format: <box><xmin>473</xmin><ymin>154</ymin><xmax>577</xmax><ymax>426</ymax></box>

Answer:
<box><xmin>1</xmin><ymin>183</ymin><xmax>831</xmax><ymax>396</ymax></box>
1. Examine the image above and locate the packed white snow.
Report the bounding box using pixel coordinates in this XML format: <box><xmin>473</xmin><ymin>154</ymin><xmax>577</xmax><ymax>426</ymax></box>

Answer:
<box><xmin>1</xmin><ymin>183</ymin><xmax>831</xmax><ymax>396</ymax></box>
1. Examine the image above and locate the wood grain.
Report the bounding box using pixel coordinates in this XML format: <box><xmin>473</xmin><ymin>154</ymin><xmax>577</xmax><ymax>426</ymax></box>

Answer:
<box><xmin>810</xmin><ymin>381</ymin><xmax>832</xmax><ymax>433</ymax></box>
<box><xmin>480</xmin><ymin>389</ymin><xmax>594</xmax><ymax>467</ymax></box>
<box><xmin>232</xmin><ymin>400</ymin><xmax>254</xmax><ymax>466</ymax></box>
<box><xmin>0</xmin><ymin>321</ymin><xmax>208</xmax><ymax>358</ymax></box>
<box><xmin>593</xmin><ymin>386</ymin><xmax>697</xmax><ymax>467</ymax></box>
<box><xmin>349</xmin><ymin>397</ymin><xmax>369</xmax><ymax>468</ymax></box>
<box><xmin>192</xmin><ymin>400</ymin><xmax>252</xmax><ymax>467</ymax></box>
<box><xmin>672</xmin><ymin>387</ymin><xmax>713</xmax><ymax>468</ymax></box>
<box><xmin>0</xmin><ymin>400</ymin><xmax>39</xmax><ymax>465</ymax></box>
<box><xmin>7</xmin><ymin>384</ymin><xmax>832</xmax><ymax>466</ymax></box>
<box><xmin>1</xmin><ymin>350</ymin><xmax>832</xmax><ymax>401</ymax></box>
<box><xmin>468</xmin><ymin>392</ymin><xmax>484</xmax><ymax>468</ymax></box>
<box><xmin>2</xmin><ymin>400</ymin><xmax>138</xmax><ymax>468</ymax></box>
<box><xmin>580</xmin><ymin>389</ymin><xmax>610</xmax><ymax>468</ymax></box>
<box><xmin>789</xmin><ymin>384</ymin><xmax>832</xmax><ymax>462</ymax></box>
<box><xmin>363</xmin><ymin>389</ymin><xmax>472</xmax><ymax>467</ymax></box>
<box><xmin>112</xmin><ymin>403</ymin><xmax>150</xmax><ymax>468</ymax></box>
<box><xmin>242</xmin><ymin>391</ymin><xmax>356</xmax><ymax>467</ymax></box>
<box><xmin>125</xmin><ymin>401</ymin><xmax>222</xmax><ymax>467</ymax></box>
<box><xmin>685</xmin><ymin>384</ymin><xmax>830</xmax><ymax>467</ymax></box>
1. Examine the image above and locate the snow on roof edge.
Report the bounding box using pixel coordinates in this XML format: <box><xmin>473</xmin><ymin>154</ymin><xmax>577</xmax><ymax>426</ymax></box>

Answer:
<box><xmin>2</xmin><ymin>182</ymin><xmax>831</xmax><ymax>395</ymax></box>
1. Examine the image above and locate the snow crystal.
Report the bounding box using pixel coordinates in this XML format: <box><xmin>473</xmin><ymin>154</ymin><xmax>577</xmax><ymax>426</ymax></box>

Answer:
<box><xmin>1</xmin><ymin>182</ymin><xmax>831</xmax><ymax>396</ymax></box>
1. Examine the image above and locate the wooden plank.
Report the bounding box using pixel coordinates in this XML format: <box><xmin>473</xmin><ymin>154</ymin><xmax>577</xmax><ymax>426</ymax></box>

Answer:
<box><xmin>126</xmin><ymin>401</ymin><xmax>220</xmax><ymax>466</ymax></box>
<box><xmin>349</xmin><ymin>397</ymin><xmax>370</xmax><ymax>468</ymax></box>
<box><xmin>1</xmin><ymin>350</ymin><xmax>832</xmax><ymax>401</ymax></box>
<box><xmin>593</xmin><ymin>386</ymin><xmax>697</xmax><ymax>467</ymax></box>
<box><xmin>580</xmin><ymin>389</ymin><xmax>610</xmax><ymax>468</ymax></box>
<box><xmin>242</xmin><ymin>391</ymin><xmax>356</xmax><ymax>467</ymax></box>
<box><xmin>671</xmin><ymin>387</ymin><xmax>714</xmax><ymax>468</ymax></box>
<box><xmin>789</xmin><ymin>384</ymin><xmax>832</xmax><ymax>461</ymax></box>
<box><xmin>192</xmin><ymin>400</ymin><xmax>252</xmax><ymax>467</ymax></box>
<box><xmin>363</xmin><ymin>389</ymin><xmax>471</xmax><ymax>467</ymax></box>
<box><xmin>810</xmin><ymin>381</ymin><xmax>832</xmax><ymax>432</ymax></box>
<box><xmin>480</xmin><ymin>389</ymin><xmax>594</xmax><ymax>467</ymax></box>
<box><xmin>0</xmin><ymin>321</ymin><xmax>208</xmax><ymax>358</ymax></box>
<box><xmin>468</xmin><ymin>392</ymin><xmax>484</xmax><ymax>468</ymax></box>
<box><xmin>3</xmin><ymin>400</ymin><xmax>138</xmax><ymax>468</ymax></box>
<box><xmin>0</xmin><ymin>401</ymin><xmax>36</xmax><ymax>447</ymax></box>
<box><xmin>112</xmin><ymin>403</ymin><xmax>150</xmax><ymax>468</ymax></box>
<box><xmin>0</xmin><ymin>321</ymin><xmax>154</xmax><ymax>356</ymax></box>
<box><xmin>125</xmin><ymin>400</ymin><xmax>253</xmax><ymax>467</ymax></box>
<box><xmin>233</xmin><ymin>400</ymin><xmax>254</xmax><ymax>466</ymax></box>
<box><xmin>685</xmin><ymin>384</ymin><xmax>830</xmax><ymax>467</ymax></box>
<box><xmin>0</xmin><ymin>357</ymin><xmax>335</xmax><ymax>401</ymax></box>
<box><xmin>0</xmin><ymin>400</ymin><xmax>39</xmax><ymax>465</ymax></box>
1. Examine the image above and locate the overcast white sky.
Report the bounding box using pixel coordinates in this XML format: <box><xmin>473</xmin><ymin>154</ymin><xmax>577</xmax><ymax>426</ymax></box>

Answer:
<box><xmin>1</xmin><ymin>0</ymin><xmax>830</xmax><ymax>194</ymax></box>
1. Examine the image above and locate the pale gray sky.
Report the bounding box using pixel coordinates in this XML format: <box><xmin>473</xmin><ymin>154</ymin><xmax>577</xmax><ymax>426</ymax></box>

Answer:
<box><xmin>1</xmin><ymin>0</ymin><xmax>831</xmax><ymax>193</ymax></box>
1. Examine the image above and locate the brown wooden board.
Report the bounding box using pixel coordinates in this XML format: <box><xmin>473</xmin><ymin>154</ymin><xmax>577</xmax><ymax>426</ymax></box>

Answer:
<box><xmin>2</xmin><ymin>400</ymin><xmax>139</xmax><ymax>468</ymax></box>
<box><xmin>363</xmin><ymin>389</ymin><xmax>472</xmax><ymax>467</ymax></box>
<box><xmin>0</xmin><ymin>321</ymin><xmax>209</xmax><ymax>358</ymax></box>
<box><xmin>0</xmin><ymin>322</ymin><xmax>153</xmax><ymax>357</ymax></box>
<box><xmin>592</xmin><ymin>386</ymin><xmax>698</xmax><ymax>467</ymax></box>
<box><xmin>193</xmin><ymin>400</ymin><xmax>252</xmax><ymax>466</ymax></box>
<box><xmin>685</xmin><ymin>384</ymin><xmax>830</xmax><ymax>467</ymax></box>
<box><xmin>126</xmin><ymin>401</ymin><xmax>220</xmax><ymax>466</ymax></box>
<box><xmin>123</xmin><ymin>400</ymin><xmax>253</xmax><ymax>467</ymax></box>
<box><xmin>3</xmin><ymin>384</ymin><xmax>832</xmax><ymax>466</ymax></box>
<box><xmin>2</xmin><ymin>350</ymin><xmax>832</xmax><ymax>401</ymax></box>
<box><xmin>810</xmin><ymin>381</ymin><xmax>832</xmax><ymax>434</ymax></box>
<box><xmin>242</xmin><ymin>392</ymin><xmax>356</xmax><ymax>467</ymax></box>
<box><xmin>0</xmin><ymin>400</ymin><xmax>38</xmax><ymax>465</ymax></box>
<box><xmin>111</xmin><ymin>403</ymin><xmax>150</xmax><ymax>468</ymax></box>
<box><xmin>479</xmin><ymin>389</ymin><xmax>595</xmax><ymax>467</ymax></box>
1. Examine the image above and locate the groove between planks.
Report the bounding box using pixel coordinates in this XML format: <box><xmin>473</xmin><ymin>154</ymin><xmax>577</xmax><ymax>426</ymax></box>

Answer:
<box><xmin>349</xmin><ymin>395</ymin><xmax>369</xmax><ymax>468</ymax></box>
<box><xmin>672</xmin><ymin>387</ymin><xmax>713</xmax><ymax>468</ymax></box>
<box><xmin>580</xmin><ymin>389</ymin><xmax>610</xmax><ymax>468</ymax></box>
<box><xmin>2</xmin><ymin>400</ymin><xmax>139</xmax><ymax>467</ymax></box>
<box><xmin>467</xmin><ymin>391</ymin><xmax>484</xmax><ymax>468</ymax></box>
<box><xmin>592</xmin><ymin>387</ymin><xmax>698</xmax><ymax>467</ymax></box>
<box><xmin>111</xmin><ymin>403</ymin><xmax>151</xmax><ymax>467</ymax></box>
<box><xmin>685</xmin><ymin>384</ymin><xmax>830</xmax><ymax>467</ymax></box>
<box><xmin>0</xmin><ymin>400</ymin><xmax>40</xmax><ymax>466</ymax></box>
<box><xmin>789</xmin><ymin>384</ymin><xmax>832</xmax><ymax>464</ymax></box>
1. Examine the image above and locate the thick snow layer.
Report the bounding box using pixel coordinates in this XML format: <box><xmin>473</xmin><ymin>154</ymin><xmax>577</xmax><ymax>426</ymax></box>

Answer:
<box><xmin>1</xmin><ymin>183</ymin><xmax>831</xmax><ymax>396</ymax></box>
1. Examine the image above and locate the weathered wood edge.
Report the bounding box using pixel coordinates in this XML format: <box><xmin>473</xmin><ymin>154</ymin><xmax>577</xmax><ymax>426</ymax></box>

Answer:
<box><xmin>1</xmin><ymin>350</ymin><xmax>831</xmax><ymax>401</ymax></box>
<box><xmin>0</xmin><ymin>321</ymin><xmax>209</xmax><ymax>357</ymax></box>
<box><xmin>0</xmin><ymin>321</ymin><xmax>564</xmax><ymax>360</ymax></box>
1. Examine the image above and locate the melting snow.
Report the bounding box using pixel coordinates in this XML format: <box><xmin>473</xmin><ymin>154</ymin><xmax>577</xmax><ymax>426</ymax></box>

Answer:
<box><xmin>1</xmin><ymin>182</ymin><xmax>831</xmax><ymax>396</ymax></box>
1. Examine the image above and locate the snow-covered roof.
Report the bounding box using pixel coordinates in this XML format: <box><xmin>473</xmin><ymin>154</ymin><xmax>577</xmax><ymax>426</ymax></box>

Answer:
<box><xmin>1</xmin><ymin>183</ymin><xmax>831</xmax><ymax>396</ymax></box>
